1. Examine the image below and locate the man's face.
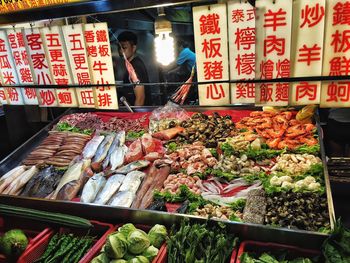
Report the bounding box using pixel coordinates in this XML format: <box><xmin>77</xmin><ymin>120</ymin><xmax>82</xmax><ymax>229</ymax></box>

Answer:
<box><xmin>119</xmin><ymin>41</ymin><xmax>136</xmax><ymax>60</ymax></box>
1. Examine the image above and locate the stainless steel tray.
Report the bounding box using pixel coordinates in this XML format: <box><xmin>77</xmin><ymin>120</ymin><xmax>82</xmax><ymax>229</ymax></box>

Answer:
<box><xmin>0</xmin><ymin>106</ymin><xmax>335</xmax><ymax>249</ymax></box>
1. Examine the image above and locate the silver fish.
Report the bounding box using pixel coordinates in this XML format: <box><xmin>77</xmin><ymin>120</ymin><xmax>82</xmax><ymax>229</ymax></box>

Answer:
<box><xmin>102</xmin><ymin>131</ymin><xmax>125</xmax><ymax>169</ymax></box>
<box><xmin>80</xmin><ymin>173</ymin><xmax>106</xmax><ymax>203</ymax></box>
<box><xmin>83</xmin><ymin>135</ymin><xmax>105</xmax><ymax>159</ymax></box>
<box><xmin>114</xmin><ymin>160</ymin><xmax>150</xmax><ymax>174</ymax></box>
<box><xmin>94</xmin><ymin>174</ymin><xmax>125</xmax><ymax>205</ymax></box>
<box><xmin>0</xmin><ymin>166</ymin><xmax>26</xmax><ymax>193</ymax></box>
<box><xmin>93</xmin><ymin>133</ymin><xmax>115</xmax><ymax>163</ymax></box>
<box><xmin>110</xmin><ymin>147</ymin><xmax>125</xmax><ymax>170</ymax></box>
<box><xmin>4</xmin><ymin>166</ymin><xmax>39</xmax><ymax>195</ymax></box>
<box><xmin>119</xmin><ymin>171</ymin><xmax>145</xmax><ymax>194</ymax></box>
<box><xmin>109</xmin><ymin>191</ymin><xmax>134</xmax><ymax>207</ymax></box>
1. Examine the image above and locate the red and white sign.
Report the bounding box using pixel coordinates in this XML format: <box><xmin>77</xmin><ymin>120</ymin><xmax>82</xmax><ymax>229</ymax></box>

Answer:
<box><xmin>290</xmin><ymin>0</ymin><xmax>325</xmax><ymax>105</ymax></box>
<box><xmin>228</xmin><ymin>0</ymin><xmax>255</xmax><ymax>104</ymax></box>
<box><xmin>23</xmin><ymin>28</ymin><xmax>57</xmax><ymax>107</ymax></box>
<box><xmin>0</xmin><ymin>78</ymin><xmax>7</xmax><ymax>105</ymax></box>
<box><xmin>41</xmin><ymin>26</ymin><xmax>78</xmax><ymax>107</ymax></box>
<box><xmin>62</xmin><ymin>24</ymin><xmax>95</xmax><ymax>108</ymax></box>
<box><xmin>193</xmin><ymin>4</ymin><xmax>230</xmax><ymax>105</ymax></box>
<box><xmin>0</xmin><ymin>30</ymin><xmax>24</xmax><ymax>105</ymax></box>
<box><xmin>321</xmin><ymin>0</ymin><xmax>350</xmax><ymax>107</ymax></box>
<box><xmin>7</xmin><ymin>28</ymin><xmax>38</xmax><ymax>105</ymax></box>
<box><xmin>255</xmin><ymin>0</ymin><xmax>292</xmax><ymax>106</ymax></box>
<box><xmin>84</xmin><ymin>23</ymin><xmax>118</xmax><ymax>109</ymax></box>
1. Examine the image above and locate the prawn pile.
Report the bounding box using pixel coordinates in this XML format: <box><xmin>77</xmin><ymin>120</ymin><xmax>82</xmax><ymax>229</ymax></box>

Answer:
<box><xmin>236</xmin><ymin>111</ymin><xmax>318</xmax><ymax>150</ymax></box>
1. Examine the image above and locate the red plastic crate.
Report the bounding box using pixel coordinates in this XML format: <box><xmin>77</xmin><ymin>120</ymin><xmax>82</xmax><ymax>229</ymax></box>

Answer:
<box><xmin>20</xmin><ymin>220</ymin><xmax>114</xmax><ymax>263</ymax></box>
<box><xmin>86</xmin><ymin>224</ymin><xmax>167</xmax><ymax>263</ymax></box>
<box><xmin>0</xmin><ymin>217</ymin><xmax>52</xmax><ymax>263</ymax></box>
<box><xmin>235</xmin><ymin>240</ymin><xmax>321</xmax><ymax>263</ymax></box>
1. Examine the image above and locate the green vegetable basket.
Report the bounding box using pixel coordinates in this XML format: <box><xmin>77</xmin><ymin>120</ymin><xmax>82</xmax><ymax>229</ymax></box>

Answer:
<box><xmin>18</xmin><ymin>220</ymin><xmax>115</xmax><ymax>263</ymax></box>
<box><xmin>0</xmin><ymin>216</ymin><xmax>52</xmax><ymax>263</ymax></box>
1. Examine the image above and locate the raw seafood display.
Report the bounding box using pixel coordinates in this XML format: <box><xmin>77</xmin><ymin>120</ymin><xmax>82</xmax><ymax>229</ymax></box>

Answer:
<box><xmin>0</xmin><ymin>108</ymin><xmax>331</xmax><ymax>233</ymax></box>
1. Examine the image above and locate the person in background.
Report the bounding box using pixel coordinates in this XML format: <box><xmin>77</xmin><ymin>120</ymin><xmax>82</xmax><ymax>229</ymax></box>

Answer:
<box><xmin>166</xmin><ymin>39</ymin><xmax>197</xmax><ymax>103</ymax></box>
<box><xmin>117</xmin><ymin>31</ymin><xmax>151</xmax><ymax>106</ymax></box>
<box><xmin>327</xmin><ymin>108</ymin><xmax>350</xmax><ymax>157</ymax></box>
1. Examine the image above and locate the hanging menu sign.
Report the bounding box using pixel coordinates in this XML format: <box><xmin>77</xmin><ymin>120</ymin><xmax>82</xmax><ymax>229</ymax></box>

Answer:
<box><xmin>7</xmin><ymin>28</ymin><xmax>38</xmax><ymax>105</ymax></box>
<box><xmin>321</xmin><ymin>0</ymin><xmax>350</xmax><ymax>107</ymax></box>
<box><xmin>62</xmin><ymin>24</ymin><xmax>95</xmax><ymax>108</ymax></box>
<box><xmin>290</xmin><ymin>0</ymin><xmax>325</xmax><ymax>105</ymax></box>
<box><xmin>0</xmin><ymin>78</ymin><xmax>7</xmax><ymax>105</ymax></box>
<box><xmin>0</xmin><ymin>30</ymin><xmax>24</xmax><ymax>105</ymax></box>
<box><xmin>41</xmin><ymin>26</ymin><xmax>78</xmax><ymax>107</ymax></box>
<box><xmin>84</xmin><ymin>23</ymin><xmax>118</xmax><ymax>109</ymax></box>
<box><xmin>255</xmin><ymin>0</ymin><xmax>292</xmax><ymax>106</ymax></box>
<box><xmin>193</xmin><ymin>4</ymin><xmax>230</xmax><ymax>105</ymax></box>
<box><xmin>0</xmin><ymin>0</ymin><xmax>83</xmax><ymax>14</ymax></box>
<box><xmin>23</xmin><ymin>27</ymin><xmax>57</xmax><ymax>107</ymax></box>
<box><xmin>228</xmin><ymin>0</ymin><xmax>256</xmax><ymax>104</ymax></box>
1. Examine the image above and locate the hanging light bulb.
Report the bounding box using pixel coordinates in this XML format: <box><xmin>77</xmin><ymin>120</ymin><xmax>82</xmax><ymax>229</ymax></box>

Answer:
<box><xmin>154</xmin><ymin>8</ymin><xmax>175</xmax><ymax>66</ymax></box>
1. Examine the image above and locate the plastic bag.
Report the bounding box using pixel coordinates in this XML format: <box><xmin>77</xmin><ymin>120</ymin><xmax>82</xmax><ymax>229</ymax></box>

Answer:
<box><xmin>149</xmin><ymin>101</ymin><xmax>190</xmax><ymax>133</ymax></box>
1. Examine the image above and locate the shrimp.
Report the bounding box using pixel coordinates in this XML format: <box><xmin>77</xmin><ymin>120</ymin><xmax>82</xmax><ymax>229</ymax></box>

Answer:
<box><xmin>273</xmin><ymin>115</ymin><xmax>288</xmax><ymax>130</ymax></box>
<box><xmin>303</xmin><ymin>123</ymin><xmax>315</xmax><ymax>132</ymax></box>
<box><xmin>256</xmin><ymin>117</ymin><xmax>272</xmax><ymax>129</ymax></box>
<box><xmin>255</xmin><ymin>128</ymin><xmax>270</xmax><ymax>138</ymax></box>
<box><xmin>280</xmin><ymin>111</ymin><xmax>293</xmax><ymax>120</ymax></box>
<box><xmin>289</xmin><ymin>119</ymin><xmax>301</xmax><ymax>126</ymax></box>
<box><xmin>266</xmin><ymin>128</ymin><xmax>285</xmax><ymax>138</ymax></box>
<box><xmin>250</xmin><ymin>111</ymin><xmax>264</xmax><ymax>117</ymax></box>
<box><xmin>299</xmin><ymin>136</ymin><xmax>318</xmax><ymax>146</ymax></box>
<box><xmin>266</xmin><ymin>138</ymin><xmax>281</xmax><ymax>149</ymax></box>
<box><xmin>244</xmin><ymin>132</ymin><xmax>259</xmax><ymax>142</ymax></box>
<box><xmin>285</xmin><ymin>125</ymin><xmax>305</xmax><ymax>138</ymax></box>
<box><xmin>278</xmin><ymin>139</ymin><xmax>298</xmax><ymax>150</ymax></box>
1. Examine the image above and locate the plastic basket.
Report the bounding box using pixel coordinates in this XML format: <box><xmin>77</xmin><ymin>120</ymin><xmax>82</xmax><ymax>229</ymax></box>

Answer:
<box><xmin>19</xmin><ymin>220</ymin><xmax>114</xmax><ymax>263</ymax></box>
<box><xmin>84</xmin><ymin>224</ymin><xmax>166</xmax><ymax>263</ymax></box>
<box><xmin>0</xmin><ymin>216</ymin><xmax>52</xmax><ymax>263</ymax></box>
<box><xmin>235</xmin><ymin>240</ymin><xmax>321</xmax><ymax>263</ymax></box>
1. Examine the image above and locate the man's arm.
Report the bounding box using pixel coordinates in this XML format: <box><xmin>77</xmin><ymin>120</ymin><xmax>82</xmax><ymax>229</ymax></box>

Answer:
<box><xmin>134</xmin><ymin>85</ymin><xmax>145</xmax><ymax>106</ymax></box>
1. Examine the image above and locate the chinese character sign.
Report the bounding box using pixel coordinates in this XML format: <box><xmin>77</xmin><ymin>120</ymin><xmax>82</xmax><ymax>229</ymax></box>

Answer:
<box><xmin>255</xmin><ymin>0</ymin><xmax>292</xmax><ymax>106</ymax></box>
<box><xmin>228</xmin><ymin>0</ymin><xmax>255</xmax><ymax>104</ymax></box>
<box><xmin>62</xmin><ymin>24</ymin><xmax>95</xmax><ymax>108</ymax></box>
<box><xmin>84</xmin><ymin>23</ymin><xmax>118</xmax><ymax>109</ymax></box>
<box><xmin>7</xmin><ymin>28</ymin><xmax>38</xmax><ymax>105</ymax></box>
<box><xmin>23</xmin><ymin>28</ymin><xmax>57</xmax><ymax>107</ymax></box>
<box><xmin>0</xmin><ymin>77</ymin><xmax>7</xmax><ymax>105</ymax></box>
<box><xmin>321</xmin><ymin>0</ymin><xmax>350</xmax><ymax>107</ymax></box>
<box><xmin>290</xmin><ymin>0</ymin><xmax>325</xmax><ymax>105</ymax></box>
<box><xmin>41</xmin><ymin>26</ymin><xmax>78</xmax><ymax>107</ymax></box>
<box><xmin>0</xmin><ymin>30</ymin><xmax>24</xmax><ymax>105</ymax></box>
<box><xmin>193</xmin><ymin>4</ymin><xmax>230</xmax><ymax>105</ymax></box>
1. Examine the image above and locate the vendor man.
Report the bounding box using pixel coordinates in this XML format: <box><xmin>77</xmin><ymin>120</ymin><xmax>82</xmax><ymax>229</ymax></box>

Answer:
<box><xmin>118</xmin><ymin>31</ymin><xmax>151</xmax><ymax>106</ymax></box>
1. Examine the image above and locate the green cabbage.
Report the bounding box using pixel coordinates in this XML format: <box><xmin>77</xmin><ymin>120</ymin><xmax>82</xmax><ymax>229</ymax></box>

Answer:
<box><xmin>110</xmin><ymin>260</ymin><xmax>128</xmax><ymax>263</ymax></box>
<box><xmin>148</xmin><ymin>224</ymin><xmax>167</xmax><ymax>248</ymax></box>
<box><xmin>127</xmin><ymin>256</ymin><xmax>150</xmax><ymax>263</ymax></box>
<box><xmin>119</xmin><ymin>223</ymin><xmax>137</xmax><ymax>239</ymax></box>
<box><xmin>141</xmin><ymin>245</ymin><xmax>159</xmax><ymax>261</ymax></box>
<box><xmin>127</xmin><ymin>230</ymin><xmax>150</xmax><ymax>254</ymax></box>
<box><xmin>124</xmin><ymin>252</ymin><xmax>135</xmax><ymax>260</ymax></box>
<box><xmin>105</xmin><ymin>232</ymin><xmax>128</xmax><ymax>259</ymax></box>
<box><xmin>90</xmin><ymin>253</ymin><xmax>109</xmax><ymax>263</ymax></box>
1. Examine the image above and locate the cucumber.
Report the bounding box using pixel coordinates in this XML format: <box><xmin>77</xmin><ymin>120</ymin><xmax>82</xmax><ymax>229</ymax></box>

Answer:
<box><xmin>0</xmin><ymin>204</ymin><xmax>92</xmax><ymax>229</ymax></box>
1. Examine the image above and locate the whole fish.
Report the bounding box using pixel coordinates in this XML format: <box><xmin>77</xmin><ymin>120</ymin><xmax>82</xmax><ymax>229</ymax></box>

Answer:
<box><xmin>93</xmin><ymin>133</ymin><xmax>115</xmax><ymax>163</ymax></box>
<box><xmin>3</xmin><ymin>166</ymin><xmax>39</xmax><ymax>195</ymax></box>
<box><xmin>102</xmin><ymin>131</ymin><xmax>125</xmax><ymax>169</ymax></box>
<box><xmin>119</xmin><ymin>171</ymin><xmax>145</xmax><ymax>194</ymax></box>
<box><xmin>109</xmin><ymin>191</ymin><xmax>134</xmax><ymax>207</ymax></box>
<box><xmin>53</xmin><ymin>159</ymin><xmax>91</xmax><ymax>200</ymax></box>
<box><xmin>21</xmin><ymin>166</ymin><xmax>63</xmax><ymax>198</ymax></box>
<box><xmin>81</xmin><ymin>173</ymin><xmax>106</xmax><ymax>203</ymax></box>
<box><xmin>82</xmin><ymin>135</ymin><xmax>105</xmax><ymax>159</ymax></box>
<box><xmin>114</xmin><ymin>160</ymin><xmax>150</xmax><ymax>174</ymax></box>
<box><xmin>110</xmin><ymin>146</ymin><xmax>126</xmax><ymax>170</ymax></box>
<box><xmin>94</xmin><ymin>174</ymin><xmax>125</xmax><ymax>205</ymax></box>
<box><xmin>0</xmin><ymin>166</ymin><xmax>26</xmax><ymax>193</ymax></box>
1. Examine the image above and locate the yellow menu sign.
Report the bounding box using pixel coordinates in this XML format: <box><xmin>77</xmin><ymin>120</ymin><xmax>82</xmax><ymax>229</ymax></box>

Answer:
<box><xmin>0</xmin><ymin>0</ymin><xmax>83</xmax><ymax>13</ymax></box>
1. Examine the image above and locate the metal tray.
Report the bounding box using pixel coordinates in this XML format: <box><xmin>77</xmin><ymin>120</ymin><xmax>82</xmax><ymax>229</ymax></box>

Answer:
<box><xmin>0</xmin><ymin>106</ymin><xmax>335</xmax><ymax>249</ymax></box>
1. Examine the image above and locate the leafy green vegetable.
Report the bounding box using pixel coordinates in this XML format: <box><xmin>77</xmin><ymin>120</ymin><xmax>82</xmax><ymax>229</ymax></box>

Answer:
<box><xmin>240</xmin><ymin>252</ymin><xmax>314</xmax><ymax>263</ymax></box>
<box><xmin>229</xmin><ymin>199</ymin><xmax>246</xmax><ymax>211</ymax></box>
<box><xmin>220</xmin><ymin>142</ymin><xmax>237</xmax><ymax>156</ymax></box>
<box><xmin>104</xmin><ymin>232</ymin><xmax>128</xmax><ymax>259</ymax></box>
<box><xmin>208</xmin><ymin>148</ymin><xmax>218</xmax><ymax>159</ymax></box>
<box><xmin>56</xmin><ymin>122</ymin><xmax>92</xmax><ymax>135</ymax></box>
<box><xmin>293</xmin><ymin>144</ymin><xmax>320</xmax><ymax>155</ymax></box>
<box><xmin>211</xmin><ymin>169</ymin><xmax>239</xmax><ymax>181</ymax></box>
<box><xmin>167</xmin><ymin>219</ymin><xmax>237</xmax><ymax>263</ymax></box>
<box><xmin>243</xmin><ymin>146</ymin><xmax>284</xmax><ymax>161</ymax></box>
<box><xmin>126</xmin><ymin>130</ymin><xmax>145</xmax><ymax>141</ymax></box>
<box><xmin>148</xmin><ymin>225</ymin><xmax>167</xmax><ymax>248</ymax></box>
<box><xmin>166</xmin><ymin>142</ymin><xmax>178</xmax><ymax>152</ymax></box>
<box><xmin>192</xmin><ymin>168</ymin><xmax>213</xmax><ymax>180</ymax></box>
<box><xmin>127</xmin><ymin>230</ymin><xmax>150</xmax><ymax>254</ymax></box>
<box><xmin>118</xmin><ymin>224</ymin><xmax>136</xmax><ymax>239</ymax></box>
<box><xmin>239</xmin><ymin>128</ymin><xmax>248</xmax><ymax>133</ymax></box>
